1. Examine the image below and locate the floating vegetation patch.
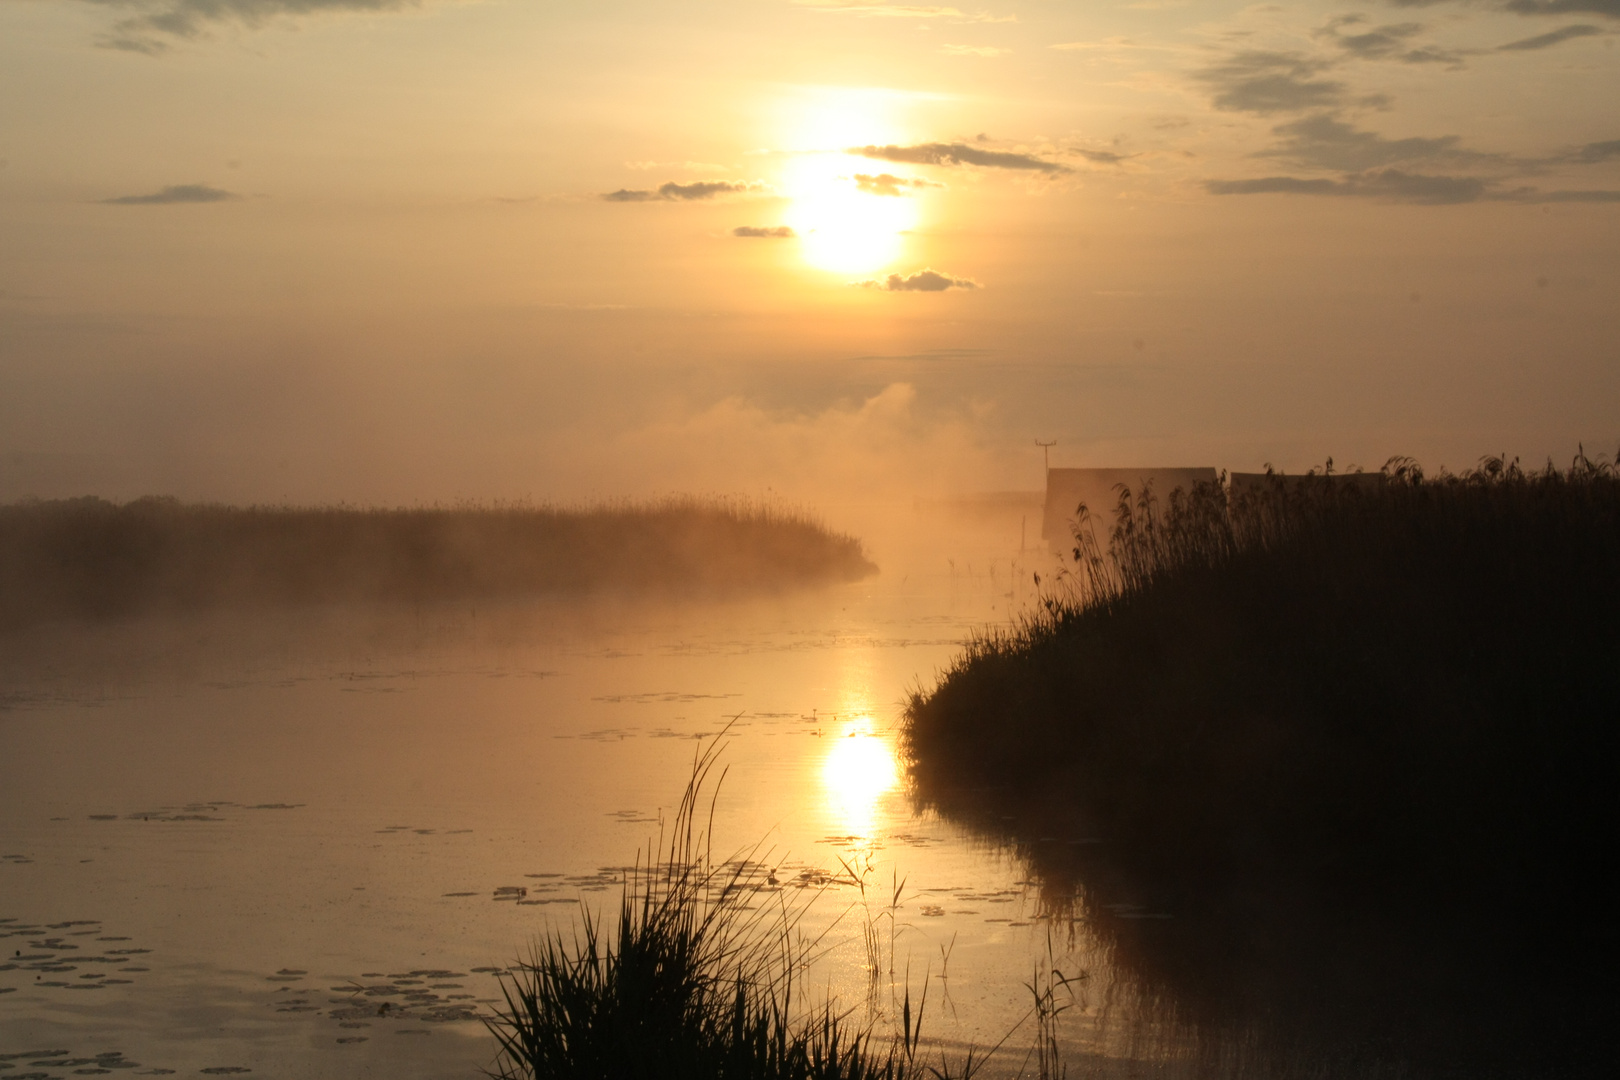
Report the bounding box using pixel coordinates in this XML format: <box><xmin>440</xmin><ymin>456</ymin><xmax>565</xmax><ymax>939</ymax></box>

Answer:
<box><xmin>82</xmin><ymin>801</ymin><xmax>303</xmax><ymax>825</ymax></box>
<box><xmin>0</xmin><ymin>917</ymin><xmax>154</xmax><ymax>997</ymax></box>
<box><xmin>606</xmin><ymin>809</ymin><xmax>659</xmax><ymax>825</ymax></box>
<box><xmin>262</xmin><ymin>963</ymin><xmax>487</xmax><ymax>1045</ymax></box>
<box><xmin>0</xmin><ymin>1049</ymin><xmax>158</xmax><ymax>1077</ymax></box>
<box><xmin>591</xmin><ymin>691</ymin><xmax>741</xmax><ymax>705</ymax></box>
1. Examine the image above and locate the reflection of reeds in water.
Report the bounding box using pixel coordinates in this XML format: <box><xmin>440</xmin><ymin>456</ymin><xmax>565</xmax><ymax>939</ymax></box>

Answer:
<box><xmin>486</xmin><ymin>735</ymin><xmax>946</xmax><ymax>1080</ymax></box>
<box><xmin>0</xmin><ymin>495</ymin><xmax>876</xmax><ymax>628</ymax></box>
<box><xmin>906</xmin><ymin>451</ymin><xmax>1620</xmax><ymax>1078</ymax></box>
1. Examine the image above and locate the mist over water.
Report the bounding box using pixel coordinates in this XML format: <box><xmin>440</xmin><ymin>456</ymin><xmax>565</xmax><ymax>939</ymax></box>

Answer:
<box><xmin>1</xmin><ymin>498</ymin><xmax>1099</xmax><ymax>1078</ymax></box>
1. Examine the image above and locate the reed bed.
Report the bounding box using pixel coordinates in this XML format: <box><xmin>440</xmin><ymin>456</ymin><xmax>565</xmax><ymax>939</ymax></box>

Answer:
<box><xmin>905</xmin><ymin>451</ymin><xmax>1620</xmax><ymax>959</ymax></box>
<box><xmin>0</xmin><ymin>495</ymin><xmax>875</xmax><ymax>628</ymax></box>
<box><xmin>485</xmin><ymin>737</ymin><xmax>942</xmax><ymax>1080</ymax></box>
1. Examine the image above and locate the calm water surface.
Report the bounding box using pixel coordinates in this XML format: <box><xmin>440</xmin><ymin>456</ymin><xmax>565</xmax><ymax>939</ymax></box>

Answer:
<box><xmin>6</xmin><ymin>503</ymin><xmax>1190</xmax><ymax>1078</ymax></box>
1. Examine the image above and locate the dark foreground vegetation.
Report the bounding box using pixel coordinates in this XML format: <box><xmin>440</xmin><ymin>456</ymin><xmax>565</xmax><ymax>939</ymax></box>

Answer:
<box><xmin>0</xmin><ymin>496</ymin><xmax>874</xmax><ymax>629</ymax></box>
<box><xmin>487</xmin><ymin>739</ymin><xmax>943</xmax><ymax>1080</ymax></box>
<box><xmin>906</xmin><ymin>452</ymin><xmax>1620</xmax><ymax>1078</ymax></box>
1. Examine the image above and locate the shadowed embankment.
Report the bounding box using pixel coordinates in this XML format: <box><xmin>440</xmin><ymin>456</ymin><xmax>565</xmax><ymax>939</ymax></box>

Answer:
<box><xmin>905</xmin><ymin>454</ymin><xmax>1620</xmax><ymax>1078</ymax></box>
<box><xmin>0</xmin><ymin>496</ymin><xmax>876</xmax><ymax>630</ymax></box>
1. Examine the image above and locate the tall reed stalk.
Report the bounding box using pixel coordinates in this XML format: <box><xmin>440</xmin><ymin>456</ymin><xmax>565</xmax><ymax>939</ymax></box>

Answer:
<box><xmin>484</xmin><ymin>736</ymin><xmax>947</xmax><ymax>1080</ymax></box>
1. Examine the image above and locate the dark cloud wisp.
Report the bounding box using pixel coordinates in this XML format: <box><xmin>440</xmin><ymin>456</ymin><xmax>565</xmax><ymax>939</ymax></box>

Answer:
<box><xmin>1322</xmin><ymin>20</ymin><xmax>1463</xmax><ymax>65</ymax></box>
<box><xmin>1498</xmin><ymin>24</ymin><xmax>1605</xmax><ymax>49</ymax></box>
<box><xmin>849</xmin><ymin>143</ymin><xmax>1069</xmax><ymax>173</ymax></box>
<box><xmin>1263</xmin><ymin>114</ymin><xmax>1464</xmax><ymax>171</ymax></box>
<box><xmin>602</xmin><ymin>181</ymin><xmax>760</xmax><ymax>203</ymax></box>
<box><xmin>1074</xmin><ymin>148</ymin><xmax>1130</xmax><ymax>165</ymax></box>
<box><xmin>1206</xmin><ymin>169</ymin><xmax>1487</xmax><ymax>204</ymax></box>
<box><xmin>102</xmin><ymin>183</ymin><xmax>240</xmax><ymax>205</ymax></box>
<box><xmin>851</xmin><ymin>173</ymin><xmax>939</xmax><ymax>196</ymax></box>
<box><xmin>1194</xmin><ymin>51</ymin><xmax>1349</xmax><ymax>115</ymax></box>
<box><xmin>856</xmin><ymin>269</ymin><xmax>978</xmax><ymax>292</ymax></box>
<box><xmin>84</xmin><ymin>0</ymin><xmax>419</xmax><ymax>55</ymax></box>
<box><xmin>732</xmin><ymin>226</ymin><xmax>796</xmax><ymax>238</ymax></box>
<box><xmin>1386</xmin><ymin>0</ymin><xmax>1620</xmax><ymax>14</ymax></box>
<box><xmin>1501</xmin><ymin>0</ymin><xmax>1620</xmax><ymax>20</ymax></box>
<box><xmin>1572</xmin><ymin>138</ymin><xmax>1620</xmax><ymax>162</ymax></box>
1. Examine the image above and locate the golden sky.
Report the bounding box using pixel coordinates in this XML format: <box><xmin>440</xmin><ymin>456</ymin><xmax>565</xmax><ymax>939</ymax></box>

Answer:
<box><xmin>2</xmin><ymin>0</ymin><xmax>1618</xmax><ymax>504</ymax></box>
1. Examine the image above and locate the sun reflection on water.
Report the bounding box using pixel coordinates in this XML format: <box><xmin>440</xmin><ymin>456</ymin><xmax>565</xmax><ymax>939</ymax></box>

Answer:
<box><xmin>820</xmin><ymin>716</ymin><xmax>900</xmax><ymax>841</ymax></box>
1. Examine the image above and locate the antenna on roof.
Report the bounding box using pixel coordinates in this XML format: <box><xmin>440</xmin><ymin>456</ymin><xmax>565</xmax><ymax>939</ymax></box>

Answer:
<box><xmin>1035</xmin><ymin>439</ymin><xmax>1056</xmax><ymax>473</ymax></box>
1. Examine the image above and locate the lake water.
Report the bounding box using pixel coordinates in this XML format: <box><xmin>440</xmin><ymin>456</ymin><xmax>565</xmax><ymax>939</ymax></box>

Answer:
<box><xmin>6</xmin><ymin>500</ymin><xmax>1190</xmax><ymax>1079</ymax></box>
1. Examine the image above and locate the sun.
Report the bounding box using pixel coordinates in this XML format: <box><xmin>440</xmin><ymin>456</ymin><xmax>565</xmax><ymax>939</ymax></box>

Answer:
<box><xmin>781</xmin><ymin>154</ymin><xmax>920</xmax><ymax>274</ymax></box>
<box><xmin>768</xmin><ymin>87</ymin><xmax>932</xmax><ymax>275</ymax></box>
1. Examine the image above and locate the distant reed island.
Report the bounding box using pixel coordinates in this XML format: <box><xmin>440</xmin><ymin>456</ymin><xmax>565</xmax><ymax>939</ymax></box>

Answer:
<box><xmin>0</xmin><ymin>496</ymin><xmax>876</xmax><ymax>628</ymax></box>
<box><xmin>905</xmin><ymin>452</ymin><xmax>1620</xmax><ymax>1072</ymax></box>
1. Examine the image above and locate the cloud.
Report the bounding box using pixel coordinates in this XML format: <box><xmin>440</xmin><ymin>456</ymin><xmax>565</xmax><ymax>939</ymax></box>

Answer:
<box><xmin>1195</xmin><ymin>51</ymin><xmax>1348</xmax><ymax>114</ymax></box>
<box><xmin>101</xmin><ymin>183</ymin><xmax>239</xmax><ymax>204</ymax></box>
<box><xmin>1572</xmin><ymin>138</ymin><xmax>1620</xmax><ymax>161</ymax></box>
<box><xmin>1262</xmin><ymin>114</ymin><xmax>1463</xmax><ymax>171</ymax></box>
<box><xmin>849</xmin><ymin>142</ymin><xmax>1069</xmax><ymax>173</ymax></box>
<box><xmin>1313</xmin><ymin>17</ymin><xmax>1468</xmax><ymax>65</ymax></box>
<box><xmin>940</xmin><ymin>44</ymin><xmax>1011</xmax><ymax>56</ymax></box>
<box><xmin>1206</xmin><ymin>169</ymin><xmax>1488</xmax><ymax>203</ymax></box>
<box><xmin>852</xmin><ymin>172</ymin><xmax>940</xmax><ymax>195</ymax></box>
<box><xmin>1501</xmin><ymin>0</ymin><xmax>1620</xmax><ymax>18</ymax></box>
<box><xmin>1513</xmin><ymin>188</ymin><xmax>1620</xmax><ymax>201</ymax></box>
<box><xmin>604</xmin><ymin>381</ymin><xmax>1005</xmax><ymax>504</ymax></box>
<box><xmin>732</xmin><ymin>226</ymin><xmax>796</xmax><ymax>238</ymax></box>
<box><xmin>1387</xmin><ymin>0</ymin><xmax>1620</xmax><ymax>12</ymax></box>
<box><xmin>856</xmin><ymin>268</ymin><xmax>978</xmax><ymax>291</ymax></box>
<box><xmin>602</xmin><ymin>180</ymin><xmax>762</xmax><ymax>203</ymax></box>
<box><xmin>1498</xmin><ymin>24</ymin><xmax>1605</xmax><ymax>49</ymax></box>
<box><xmin>1074</xmin><ymin>148</ymin><xmax>1130</xmax><ymax>165</ymax></box>
<box><xmin>81</xmin><ymin>0</ymin><xmax>419</xmax><ymax>55</ymax></box>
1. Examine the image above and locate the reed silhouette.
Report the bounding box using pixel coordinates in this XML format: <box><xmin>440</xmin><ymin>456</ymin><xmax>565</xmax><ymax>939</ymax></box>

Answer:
<box><xmin>486</xmin><ymin>736</ymin><xmax>950</xmax><ymax>1080</ymax></box>
<box><xmin>905</xmin><ymin>451</ymin><xmax>1620</xmax><ymax>1078</ymax></box>
<box><xmin>0</xmin><ymin>496</ymin><xmax>875</xmax><ymax>629</ymax></box>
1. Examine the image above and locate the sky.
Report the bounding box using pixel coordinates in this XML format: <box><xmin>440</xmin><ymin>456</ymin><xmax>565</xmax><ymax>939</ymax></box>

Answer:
<box><xmin>2</xmin><ymin>0</ymin><xmax>1618</xmax><ymax>507</ymax></box>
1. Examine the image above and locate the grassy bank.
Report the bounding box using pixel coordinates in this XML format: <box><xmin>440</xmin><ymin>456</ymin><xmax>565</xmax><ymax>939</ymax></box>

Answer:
<box><xmin>0</xmin><ymin>496</ymin><xmax>875</xmax><ymax>629</ymax></box>
<box><xmin>905</xmin><ymin>453</ymin><xmax>1620</xmax><ymax>987</ymax></box>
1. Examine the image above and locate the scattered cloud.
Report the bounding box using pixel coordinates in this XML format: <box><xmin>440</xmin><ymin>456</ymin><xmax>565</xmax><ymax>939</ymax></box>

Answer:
<box><xmin>1501</xmin><ymin>0</ymin><xmax>1620</xmax><ymax>18</ymax></box>
<box><xmin>1498</xmin><ymin>24</ymin><xmax>1605</xmax><ymax>50</ymax></box>
<box><xmin>849</xmin><ymin>142</ymin><xmax>1069</xmax><ymax>172</ymax></box>
<box><xmin>602</xmin><ymin>180</ymin><xmax>763</xmax><ymax>202</ymax></box>
<box><xmin>80</xmin><ymin>0</ymin><xmax>420</xmax><ymax>55</ymax></box>
<box><xmin>1262</xmin><ymin>114</ymin><xmax>1464</xmax><ymax>171</ymax></box>
<box><xmin>732</xmin><ymin>226</ymin><xmax>796</xmax><ymax>238</ymax></box>
<box><xmin>856</xmin><ymin>268</ymin><xmax>978</xmax><ymax>291</ymax></box>
<box><xmin>852</xmin><ymin>172</ymin><xmax>940</xmax><ymax>195</ymax></box>
<box><xmin>1571</xmin><ymin>138</ymin><xmax>1620</xmax><ymax>161</ymax></box>
<box><xmin>940</xmin><ymin>44</ymin><xmax>1011</xmax><ymax>56</ymax></box>
<box><xmin>1500</xmin><ymin>187</ymin><xmax>1620</xmax><ymax>201</ymax></box>
<box><xmin>1206</xmin><ymin>169</ymin><xmax>1487</xmax><ymax>203</ymax></box>
<box><xmin>1316</xmin><ymin>18</ymin><xmax>1463</xmax><ymax>65</ymax></box>
<box><xmin>1194</xmin><ymin>51</ymin><xmax>1348</xmax><ymax>114</ymax></box>
<box><xmin>1386</xmin><ymin>0</ymin><xmax>1620</xmax><ymax>12</ymax></box>
<box><xmin>101</xmin><ymin>183</ymin><xmax>239</xmax><ymax>204</ymax></box>
<box><xmin>1073</xmin><ymin>148</ymin><xmax>1131</xmax><ymax>165</ymax></box>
